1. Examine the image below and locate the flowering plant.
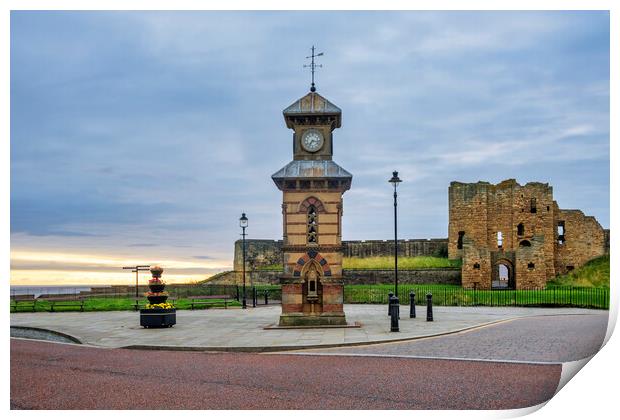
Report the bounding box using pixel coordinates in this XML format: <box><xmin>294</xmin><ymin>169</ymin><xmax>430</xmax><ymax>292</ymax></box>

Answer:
<box><xmin>146</xmin><ymin>302</ymin><xmax>174</xmax><ymax>310</ymax></box>
<box><xmin>146</xmin><ymin>291</ymin><xmax>168</xmax><ymax>297</ymax></box>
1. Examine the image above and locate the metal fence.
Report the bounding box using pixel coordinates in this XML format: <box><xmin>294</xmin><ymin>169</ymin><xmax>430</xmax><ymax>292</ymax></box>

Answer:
<box><xmin>343</xmin><ymin>285</ymin><xmax>610</xmax><ymax>309</ymax></box>
<box><xmin>10</xmin><ymin>284</ymin><xmax>608</xmax><ymax>310</ymax></box>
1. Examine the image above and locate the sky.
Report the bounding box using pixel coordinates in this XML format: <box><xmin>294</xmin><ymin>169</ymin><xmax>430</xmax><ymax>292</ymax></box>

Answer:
<box><xmin>10</xmin><ymin>11</ymin><xmax>610</xmax><ymax>285</ymax></box>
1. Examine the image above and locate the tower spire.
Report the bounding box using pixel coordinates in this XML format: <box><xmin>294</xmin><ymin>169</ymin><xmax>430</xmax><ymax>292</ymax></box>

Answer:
<box><xmin>304</xmin><ymin>45</ymin><xmax>323</xmax><ymax>92</ymax></box>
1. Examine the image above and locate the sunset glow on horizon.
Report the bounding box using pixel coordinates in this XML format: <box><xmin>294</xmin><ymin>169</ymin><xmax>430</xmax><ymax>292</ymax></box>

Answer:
<box><xmin>10</xmin><ymin>250</ymin><xmax>231</xmax><ymax>286</ymax></box>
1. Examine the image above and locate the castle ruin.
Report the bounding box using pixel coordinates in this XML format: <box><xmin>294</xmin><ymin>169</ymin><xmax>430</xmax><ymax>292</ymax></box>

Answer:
<box><xmin>448</xmin><ymin>179</ymin><xmax>607</xmax><ymax>289</ymax></box>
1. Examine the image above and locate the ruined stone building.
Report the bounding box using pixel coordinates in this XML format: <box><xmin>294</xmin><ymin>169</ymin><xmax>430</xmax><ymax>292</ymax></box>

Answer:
<box><xmin>448</xmin><ymin>179</ymin><xmax>608</xmax><ymax>289</ymax></box>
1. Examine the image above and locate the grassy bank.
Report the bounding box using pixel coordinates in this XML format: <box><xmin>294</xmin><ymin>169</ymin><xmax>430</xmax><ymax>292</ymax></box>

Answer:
<box><xmin>343</xmin><ymin>256</ymin><xmax>461</xmax><ymax>270</ymax></box>
<box><xmin>547</xmin><ymin>255</ymin><xmax>610</xmax><ymax>288</ymax></box>
<box><xmin>256</xmin><ymin>256</ymin><xmax>461</xmax><ymax>272</ymax></box>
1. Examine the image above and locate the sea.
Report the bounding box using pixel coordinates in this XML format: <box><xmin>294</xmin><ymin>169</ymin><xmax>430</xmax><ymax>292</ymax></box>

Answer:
<box><xmin>10</xmin><ymin>285</ymin><xmax>102</xmax><ymax>298</ymax></box>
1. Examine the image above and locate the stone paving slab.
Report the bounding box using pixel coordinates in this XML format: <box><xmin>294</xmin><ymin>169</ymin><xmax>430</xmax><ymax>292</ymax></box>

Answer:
<box><xmin>10</xmin><ymin>304</ymin><xmax>605</xmax><ymax>351</ymax></box>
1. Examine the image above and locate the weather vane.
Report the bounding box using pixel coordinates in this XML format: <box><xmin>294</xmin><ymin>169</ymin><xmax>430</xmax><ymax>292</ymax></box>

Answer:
<box><xmin>304</xmin><ymin>45</ymin><xmax>323</xmax><ymax>92</ymax></box>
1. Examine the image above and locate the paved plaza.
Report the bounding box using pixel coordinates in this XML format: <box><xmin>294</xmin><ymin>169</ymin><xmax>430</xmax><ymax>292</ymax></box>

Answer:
<box><xmin>10</xmin><ymin>304</ymin><xmax>607</xmax><ymax>353</ymax></box>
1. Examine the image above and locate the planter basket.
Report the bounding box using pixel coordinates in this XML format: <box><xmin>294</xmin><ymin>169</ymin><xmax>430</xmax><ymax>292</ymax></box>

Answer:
<box><xmin>140</xmin><ymin>308</ymin><xmax>176</xmax><ymax>328</ymax></box>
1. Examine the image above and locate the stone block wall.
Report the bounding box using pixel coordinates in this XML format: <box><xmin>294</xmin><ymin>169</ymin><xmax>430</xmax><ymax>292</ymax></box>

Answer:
<box><xmin>554</xmin><ymin>209</ymin><xmax>606</xmax><ymax>275</ymax></box>
<box><xmin>233</xmin><ymin>238</ymin><xmax>450</xmax><ymax>272</ymax></box>
<box><xmin>207</xmin><ymin>268</ymin><xmax>461</xmax><ymax>286</ymax></box>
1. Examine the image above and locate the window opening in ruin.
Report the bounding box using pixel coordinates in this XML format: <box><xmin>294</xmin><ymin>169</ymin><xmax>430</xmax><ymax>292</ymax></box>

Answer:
<box><xmin>497</xmin><ymin>231</ymin><xmax>503</xmax><ymax>248</ymax></box>
<box><xmin>307</xmin><ymin>205</ymin><xmax>318</xmax><ymax>244</ymax></box>
<box><xmin>557</xmin><ymin>221</ymin><xmax>565</xmax><ymax>245</ymax></box>
<box><xmin>567</xmin><ymin>265</ymin><xmax>574</xmax><ymax>271</ymax></box>
<box><xmin>493</xmin><ymin>263</ymin><xmax>510</xmax><ymax>288</ymax></box>
<box><xmin>457</xmin><ymin>231</ymin><xmax>465</xmax><ymax>249</ymax></box>
<box><xmin>519</xmin><ymin>240</ymin><xmax>531</xmax><ymax>247</ymax></box>
<box><xmin>473</xmin><ymin>263</ymin><xmax>480</xmax><ymax>269</ymax></box>
<box><xmin>547</xmin><ymin>205</ymin><xmax>550</xmax><ymax>211</ymax></box>
<box><xmin>530</xmin><ymin>198</ymin><xmax>537</xmax><ymax>213</ymax></box>
<box><xmin>517</xmin><ymin>223</ymin><xmax>524</xmax><ymax>236</ymax></box>
<box><xmin>528</xmin><ymin>262</ymin><xmax>535</xmax><ymax>269</ymax></box>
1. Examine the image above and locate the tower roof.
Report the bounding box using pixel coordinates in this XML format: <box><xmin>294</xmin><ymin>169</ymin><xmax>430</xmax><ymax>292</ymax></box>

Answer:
<box><xmin>271</xmin><ymin>160</ymin><xmax>352</xmax><ymax>191</ymax></box>
<box><xmin>283</xmin><ymin>92</ymin><xmax>342</xmax><ymax>129</ymax></box>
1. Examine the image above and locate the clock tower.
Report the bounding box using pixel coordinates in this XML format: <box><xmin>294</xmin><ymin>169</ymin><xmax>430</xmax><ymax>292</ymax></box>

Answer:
<box><xmin>272</xmin><ymin>89</ymin><xmax>352</xmax><ymax>326</ymax></box>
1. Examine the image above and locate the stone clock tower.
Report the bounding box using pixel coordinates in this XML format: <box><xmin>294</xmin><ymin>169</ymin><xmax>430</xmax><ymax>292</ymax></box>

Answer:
<box><xmin>272</xmin><ymin>89</ymin><xmax>352</xmax><ymax>326</ymax></box>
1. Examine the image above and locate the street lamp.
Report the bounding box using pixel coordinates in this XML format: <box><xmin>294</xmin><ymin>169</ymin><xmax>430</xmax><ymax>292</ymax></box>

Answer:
<box><xmin>122</xmin><ymin>265</ymin><xmax>151</xmax><ymax>298</ymax></box>
<box><xmin>389</xmin><ymin>170</ymin><xmax>402</xmax><ymax>297</ymax></box>
<box><xmin>239</xmin><ymin>212</ymin><xmax>249</xmax><ymax>309</ymax></box>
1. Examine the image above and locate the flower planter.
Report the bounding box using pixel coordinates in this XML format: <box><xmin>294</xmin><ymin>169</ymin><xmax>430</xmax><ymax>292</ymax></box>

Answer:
<box><xmin>147</xmin><ymin>294</ymin><xmax>168</xmax><ymax>304</ymax></box>
<box><xmin>149</xmin><ymin>284</ymin><xmax>165</xmax><ymax>293</ymax></box>
<box><xmin>140</xmin><ymin>308</ymin><xmax>176</xmax><ymax>328</ymax></box>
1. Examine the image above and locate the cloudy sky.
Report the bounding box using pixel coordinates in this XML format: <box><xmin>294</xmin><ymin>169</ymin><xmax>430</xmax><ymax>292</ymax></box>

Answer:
<box><xmin>10</xmin><ymin>11</ymin><xmax>609</xmax><ymax>285</ymax></box>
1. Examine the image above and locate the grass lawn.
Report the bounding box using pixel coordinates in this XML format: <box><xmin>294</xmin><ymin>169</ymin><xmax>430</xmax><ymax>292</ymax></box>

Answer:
<box><xmin>10</xmin><ymin>297</ymin><xmax>241</xmax><ymax>313</ymax></box>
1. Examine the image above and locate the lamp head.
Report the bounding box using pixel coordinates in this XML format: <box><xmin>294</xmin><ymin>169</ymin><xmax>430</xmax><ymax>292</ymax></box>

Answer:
<box><xmin>239</xmin><ymin>212</ymin><xmax>249</xmax><ymax>228</ymax></box>
<box><xmin>389</xmin><ymin>170</ymin><xmax>402</xmax><ymax>187</ymax></box>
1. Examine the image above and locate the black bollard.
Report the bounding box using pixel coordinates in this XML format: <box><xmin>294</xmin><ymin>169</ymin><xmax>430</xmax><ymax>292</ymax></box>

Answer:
<box><xmin>426</xmin><ymin>292</ymin><xmax>433</xmax><ymax>322</ymax></box>
<box><xmin>252</xmin><ymin>287</ymin><xmax>257</xmax><ymax>308</ymax></box>
<box><xmin>410</xmin><ymin>291</ymin><xmax>416</xmax><ymax>318</ymax></box>
<box><xmin>264</xmin><ymin>290</ymin><xmax>269</xmax><ymax>305</ymax></box>
<box><xmin>390</xmin><ymin>295</ymin><xmax>400</xmax><ymax>332</ymax></box>
<box><xmin>388</xmin><ymin>291</ymin><xmax>394</xmax><ymax>316</ymax></box>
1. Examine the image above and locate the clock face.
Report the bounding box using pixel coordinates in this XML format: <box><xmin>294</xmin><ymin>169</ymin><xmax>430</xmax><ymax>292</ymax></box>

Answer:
<box><xmin>301</xmin><ymin>129</ymin><xmax>324</xmax><ymax>152</ymax></box>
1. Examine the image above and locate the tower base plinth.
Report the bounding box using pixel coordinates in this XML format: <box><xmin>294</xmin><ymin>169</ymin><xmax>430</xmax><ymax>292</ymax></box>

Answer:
<box><xmin>279</xmin><ymin>312</ymin><xmax>347</xmax><ymax>327</ymax></box>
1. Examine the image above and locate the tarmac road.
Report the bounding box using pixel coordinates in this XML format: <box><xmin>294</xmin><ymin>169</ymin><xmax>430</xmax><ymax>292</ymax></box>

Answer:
<box><xmin>11</xmin><ymin>338</ymin><xmax>561</xmax><ymax>410</ymax></box>
<box><xmin>291</xmin><ymin>313</ymin><xmax>609</xmax><ymax>362</ymax></box>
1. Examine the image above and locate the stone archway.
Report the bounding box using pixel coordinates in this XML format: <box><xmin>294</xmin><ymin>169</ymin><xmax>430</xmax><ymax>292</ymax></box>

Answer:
<box><xmin>493</xmin><ymin>259</ymin><xmax>514</xmax><ymax>289</ymax></box>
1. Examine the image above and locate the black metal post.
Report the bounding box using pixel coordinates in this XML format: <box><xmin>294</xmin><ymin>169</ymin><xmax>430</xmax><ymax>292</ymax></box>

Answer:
<box><xmin>394</xmin><ymin>186</ymin><xmax>398</xmax><ymax>298</ymax></box>
<box><xmin>264</xmin><ymin>290</ymin><xmax>269</xmax><ymax>305</ymax></box>
<box><xmin>390</xmin><ymin>295</ymin><xmax>400</xmax><ymax>332</ymax></box>
<box><xmin>426</xmin><ymin>292</ymin><xmax>433</xmax><ymax>322</ymax></box>
<box><xmin>252</xmin><ymin>287</ymin><xmax>257</xmax><ymax>308</ymax></box>
<box><xmin>410</xmin><ymin>291</ymin><xmax>416</xmax><ymax>318</ymax></box>
<box><xmin>388</xmin><ymin>291</ymin><xmax>394</xmax><ymax>316</ymax></box>
<box><xmin>242</xmin><ymin>226</ymin><xmax>247</xmax><ymax>309</ymax></box>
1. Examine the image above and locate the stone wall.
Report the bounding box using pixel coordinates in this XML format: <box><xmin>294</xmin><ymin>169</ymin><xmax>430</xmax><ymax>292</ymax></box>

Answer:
<box><xmin>343</xmin><ymin>268</ymin><xmax>460</xmax><ymax>285</ymax></box>
<box><xmin>233</xmin><ymin>238</ymin><xmax>449</xmax><ymax>271</ymax></box>
<box><xmin>207</xmin><ymin>268</ymin><xmax>460</xmax><ymax>286</ymax></box>
<box><xmin>343</xmin><ymin>239</ymin><xmax>448</xmax><ymax>258</ymax></box>
<box><xmin>554</xmin><ymin>209</ymin><xmax>607</xmax><ymax>275</ymax></box>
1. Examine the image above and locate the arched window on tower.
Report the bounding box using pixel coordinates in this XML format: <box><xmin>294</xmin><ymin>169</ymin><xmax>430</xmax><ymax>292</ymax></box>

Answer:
<box><xmin>307</xmin><ymin>205</ymin><xmax>318</xmax><ymax>244</ymax></box>
<box><xmin>517</xmin><ymin>223</ymin><xmax>525</xmax><ymax>236</ymax></box>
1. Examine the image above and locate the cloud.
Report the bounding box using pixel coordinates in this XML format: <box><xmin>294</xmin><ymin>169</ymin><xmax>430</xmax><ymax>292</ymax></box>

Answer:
<box><xmin>10</xmin><ymin>11</ymin><xmax>610</xmax><ymax>284</ymax></box>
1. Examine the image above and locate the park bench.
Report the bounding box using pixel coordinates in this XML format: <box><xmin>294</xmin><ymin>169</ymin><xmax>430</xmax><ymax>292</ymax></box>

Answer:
<box><xmin>43</xmin><ymin>296</ymin><xmax>85</xmax><ymax>312</ymax></box>
<box><xmin>188</xmin><ymin>295</ymin><xmax>232</xmax><ymax>310</ymax></box>
<box><xmin>11</xmin><ymin>296</ymin><xmax>37</xmax><ymax>312</ymax></box>
<box><xmin>133</xmin><ymin>297</ymin><xmax>177</xmax><ymax>311</ymax></box>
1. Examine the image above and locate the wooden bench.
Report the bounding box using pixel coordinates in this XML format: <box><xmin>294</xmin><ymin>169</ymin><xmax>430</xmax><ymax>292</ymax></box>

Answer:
<box><xmin>188</xmin><ymin>295</ymin><xmax>232</xmax><ymax>310</ymax></box>
<box><xmin>43</xmin><ymin>296</ymin><xmax>85</xmax><ymax>312</ymax></box>
<box><xmin>11</xmin><ymin>297</ymin><xmax>37</xmax><ymax>312</ymax></box>
<box><xmin>133</xmin><ymin>297</ymin><xmax>177</xmax><ymax>311</ymax></box>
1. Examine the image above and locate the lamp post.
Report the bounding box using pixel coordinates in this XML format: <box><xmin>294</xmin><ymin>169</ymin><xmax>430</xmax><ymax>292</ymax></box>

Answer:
<box><xmin>239</xmin><ymin>212</ymin><xmax>249</xmax><ymax>309</ymax></box>
<box><xmin>389</xmin><ymin>171</ymin><xmax>402</xmax><ymax>297</ymax></box>
<box><xmin>122</xmin><ymin>265</ymin><xmax>151</xmax><ymax>298</ymax></box>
